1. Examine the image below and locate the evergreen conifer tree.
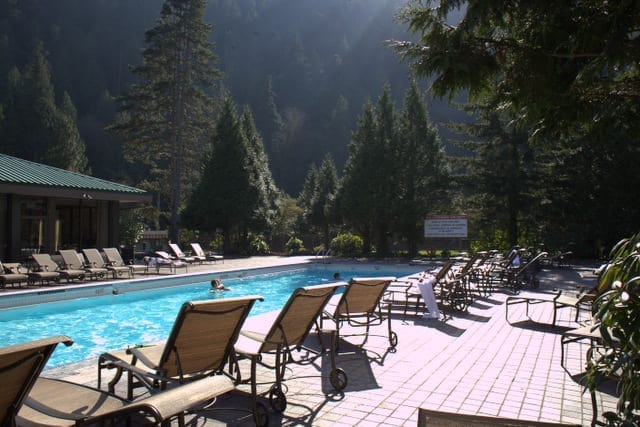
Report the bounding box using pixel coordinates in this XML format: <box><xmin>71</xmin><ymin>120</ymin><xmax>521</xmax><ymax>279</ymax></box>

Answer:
<box><xmin>336</xmin><ymin>101</ymin><xmax>378</xmax><ymax>254</ymax></box>
<box><xmin>46</xmin><ymin>91</ymin><xmax>91</xmax><ymax>173</ymax></box>
<box><xmin>183</xmin><ymin>97</ymin><xmax>278</xmax><ymax>254</ymax></box>
<box><xmin>2</xmin><ymin>43</ymin><xmax>57</xmax><ymax>162</ymax></box>
<box><xmin>1</xmin><ymin>43</ymin><xmax>89</xmax><ymax>173</ymax></box>
<box><xmin>304</xmin><ymin>154</ymin><xmax>339</xmax><ymax>248</ymax></box>
<box><xmin>396</xmin><ymin>80</ymin><xmax>449</xmax><ymax>256</ymax></box>
<box><xmin>371</xmin><ymin>85</ymin><xmax>398</xmax><ymax>256</ymax></box>
<box><xmin>110</xmin><ymin>0</ymin><xmax>221</xmax><ymax>240</ymax></box>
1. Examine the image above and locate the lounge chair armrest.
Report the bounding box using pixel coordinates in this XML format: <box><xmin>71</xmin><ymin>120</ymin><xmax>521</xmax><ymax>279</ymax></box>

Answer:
<box><xmin>105</xmin><ymin>357</ymin><xmax>170</xmax><ymax>386</ymax></box>
<box><xmin>125</xmin><ymin>345</ymin><xmax>163</xmax><ymax>371</ymax></box>
<box><xmin>104</xmin><ymin>375</ymin><xmax>235</xmax><ymax>424</ymax></box>
<box><xmin>24</xmin><ymin>396</ymin><xmax>88</xmax><ymax>421</ymax></box>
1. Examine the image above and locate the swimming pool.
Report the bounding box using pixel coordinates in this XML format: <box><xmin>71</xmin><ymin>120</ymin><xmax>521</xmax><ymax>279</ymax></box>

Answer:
<box><xmin>0</xmin><ymin>266</ymin><xmax>420</xmax><ymax>367</ymax></box>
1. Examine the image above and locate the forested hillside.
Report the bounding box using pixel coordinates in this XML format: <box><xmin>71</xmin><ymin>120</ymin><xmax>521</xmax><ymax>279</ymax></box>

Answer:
<box><xmin>0</xmin><ymin>0</ymin><xmax>464</xmax><ymax>194</ymax></box>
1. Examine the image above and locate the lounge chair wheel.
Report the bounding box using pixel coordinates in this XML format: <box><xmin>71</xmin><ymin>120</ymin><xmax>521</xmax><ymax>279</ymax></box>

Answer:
<box><xmin>389</xmin><ymin>331</ymin><xmax>398</xmax><ymax>348</ymax></box>
<box><xmin>451</xmin><ymin>293</ymin><xmax>469</xmax><ymax>312</ymax></box>
<box><xmin>269</xmin><ymin>386</ymin><xmax>287</xmax><ymax>412</ymax></box>
<box><xmin>330</xmin><ymin>368</ymin><xmax>348</xmax><ymax>390</ymax></box>
<box><xmin>254</xmin><ymin>401</ymin><xmax>269</xmax><ymax>426</ymax></box>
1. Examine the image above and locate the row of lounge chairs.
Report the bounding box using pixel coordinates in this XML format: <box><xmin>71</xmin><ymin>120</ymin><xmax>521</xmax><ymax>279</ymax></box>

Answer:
<box><xmin>169</xmin><ymin>242</ymin><xmax>224</xmax><ymax>265</ymax></box>
<box><xmin>387</xmin><ymin>249</ymin><xmax>550</xmax><ymax>319</ymax></box>
<box><xmin>0</xmin><ymin>248</ymin><xmax>146</xmax><ymax>289</ymax></box>
<box><xmin>29</xmin><ymin>248</ymin><xmax>147</xmax><ymax>286</ymax></box>
<box><xmin>2</xmin><ymin>242</ymin><xmax>223</xmax><ymax>289</ymax></box>
<box><xmin>2</xmin><ymin>276</ymin><xmax>397</xmax><ymax>426</ymax></box>
<box><xmin>144</xmin><ymin>243</ymin><xmax>224</xmax><ymax>274</ymax></box>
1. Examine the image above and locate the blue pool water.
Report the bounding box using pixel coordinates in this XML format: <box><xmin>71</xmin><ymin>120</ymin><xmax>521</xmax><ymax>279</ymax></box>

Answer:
<box><xmin>0</xmin><ymin>267</ymin><xmax>411</xmax><ymax>367</ymax></box>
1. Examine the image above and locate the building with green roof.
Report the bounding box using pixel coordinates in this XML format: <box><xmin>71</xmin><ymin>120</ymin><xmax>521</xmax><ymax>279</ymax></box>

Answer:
<box><xmin>0</xmin><ymin>154</ymin><xmax>151</xmax><ymax>262</ymax></box>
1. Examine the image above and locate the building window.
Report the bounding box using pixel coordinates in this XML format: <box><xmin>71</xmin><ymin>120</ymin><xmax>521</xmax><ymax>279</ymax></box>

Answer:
<box><xmin>56</xmin><ymin>204</ymin><xmax>97</xmax><ymax>250</ymax></box>
<box><xmin>20</xmin><ymin>198</ymin><xmax>46</xmax><ymax>257</ymax></box>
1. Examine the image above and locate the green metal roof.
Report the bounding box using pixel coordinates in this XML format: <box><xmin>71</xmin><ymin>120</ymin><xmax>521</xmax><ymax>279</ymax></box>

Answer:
<box><xmin>0</xmin><ymin>153</ymin><xmax>150</xmax><ymax>202</ymax></box>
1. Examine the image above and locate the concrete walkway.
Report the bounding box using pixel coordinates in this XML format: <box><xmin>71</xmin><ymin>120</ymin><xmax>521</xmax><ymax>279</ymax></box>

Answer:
<box><xmin>29</xmin><ymin>257</ymin><xmax>617</xmax><ymax>426</ymax></box>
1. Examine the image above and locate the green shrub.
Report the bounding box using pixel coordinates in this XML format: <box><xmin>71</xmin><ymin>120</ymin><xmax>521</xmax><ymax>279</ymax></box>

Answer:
<box><xmin>285</xmin><ymin>236</ymin><xmax>305</xmax><ymax>255</ymax></box>
<box><xmin>331</xmin><ymin>233</ymin><xmax>363</xmax><ymax>257</ymax></box>
<box><xmin>248</xmin><ymin>233</ymin><xmax>269</xmax><ymax>255</ymax></box>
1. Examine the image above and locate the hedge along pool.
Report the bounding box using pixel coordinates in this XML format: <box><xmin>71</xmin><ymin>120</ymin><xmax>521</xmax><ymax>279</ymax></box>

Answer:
<box><xmin>0</xmin><ymin>265</ymin><xmax>423</xmax><ymax>367</ymax></box>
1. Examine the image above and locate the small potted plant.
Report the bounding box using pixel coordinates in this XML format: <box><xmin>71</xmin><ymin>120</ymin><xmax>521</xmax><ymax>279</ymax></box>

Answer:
<box><xmin>119</xmin><ymin>210</ymin><xmax>146</xmax><ymax>264</ymax></box>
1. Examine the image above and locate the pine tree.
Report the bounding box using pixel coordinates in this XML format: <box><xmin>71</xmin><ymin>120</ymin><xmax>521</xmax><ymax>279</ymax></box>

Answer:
<box><xmin>453</xmin><ymin>106</ymin><xmax>535</xmax><ymax>248</ymax></box>
<box><xmin>370</xmin><ymin>85</ymin><xmax>398</xmax><ymax>256</ymax></box>
<box><xmin>110</xmin><ymin>0</ymin><xmax>222</xmax><ymax>240</ymax></box>
<box><xmin>46</xmin><ymin>91</ymin><xmax>91</xmax><ymax>173</ymax></box>
<box><xmin>240</xmin><ymin>106</ymin><xmax>280</xmax><ymax>238</ymax></box>
<box><xmin>304</xmin><ymin>154</ymin><xmax>339</xmax><ymax>248</ymax></box>
<box><xmin>183</xmin><ymin>97</ymin><xmax>278</xmax><ymax>254</ymax></box>
<box><xmin>0</xmin><ymin>43</ymin><xmax>89</xmax><ymax>173</ymax></box>
<box><xmin>396</xmin><ymin>80</ymin><xmax>449</xmax><ymax>256</ymax></box>
<box><xmin>336</xmin><ymin>101</ymin><xmax>378</xmax><ymax>254</ymax></box>
<box><xmin>2</xmin><ymin>43</ymin><xmax>57</xmax><ymax>162</ymax></box>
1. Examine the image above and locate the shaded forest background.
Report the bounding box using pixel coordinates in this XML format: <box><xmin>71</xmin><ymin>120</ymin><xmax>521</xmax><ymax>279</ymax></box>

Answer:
<box><xmin>3</xmin><ymin>0</ymin><xmax>638</xmax><ymax>258</ymax></box>
<box><xmin>0</xmin><ymin>0</ymin><xmax>464</xmax><ymax>195</ymax></box>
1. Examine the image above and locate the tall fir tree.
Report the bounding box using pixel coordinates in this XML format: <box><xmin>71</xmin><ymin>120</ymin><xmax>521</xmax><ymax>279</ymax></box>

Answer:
<box><xmin>46</xmin><ymin>91</ymin><xmax>91</xmax><ymax>173</ymax></box>
<box><xmin>1</xmin><ymin>43</ymin><xmax>89</xmax><ymax>173</ymax></box>
<box><xmin>336</xmin><ymin>101</ymin><xmax>378</xmax><ymax>254</ymax></box>
<box><xmin>109</xmin><ymin>0</ymin><xmax>221</xmax><ymax>240</ymax></box>
<box><xmin>453</xmin><ymin>106</ymin><xmax>535</xmax><ymax>248</ymax></box>
<box><xmin>396</xmin><ymin>80</ymin><xmax>449</xmax><ymax>256</ymax></box>
<box><xmin>2</xmin><ymin>43</ymin><xmax>56</xmax><ymax>162</ymax></box>
<box><xmin>183</xmin><ymin>97</ymin><xmax>278</xmax><ymax>254</ymax></box>
<box><xmin>303</xmin><ymin>154</ymin><xmax>339</xmax><ymax>248</ymax></box>
<box><xmin>240</xmin><ymin>106</ymin><xmax>280</xmax><ymax>239</ymax></box>
<box><xmin>371</xmin><ymin>85</ymin><xmax>398</xmax><ymax>256</ymax></box>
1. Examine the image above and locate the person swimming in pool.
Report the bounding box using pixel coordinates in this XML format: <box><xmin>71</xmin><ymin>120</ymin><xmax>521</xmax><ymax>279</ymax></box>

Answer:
<box><xmin>333</xmin><ymin>272</ymin><xmax>341</xmax><ymax>280</ymax></box>
<box><xmin>211</xmin><ymin>278</ymin><xmax>230</xmax><ymax>291</ymax></box>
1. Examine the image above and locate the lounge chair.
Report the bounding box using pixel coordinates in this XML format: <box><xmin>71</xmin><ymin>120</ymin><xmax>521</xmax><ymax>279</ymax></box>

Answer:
<box><xmin>82</xmin><ymin>248</ymin><xmax>129</xmax><ymax>279</ymax></box>
<box><xmin>98</xmin><ymin>296</ymin><xmax>262</xmax><ymax>400</ymax></box>
<box><xmin>389</xmin><ymin>262</ymin><xmax>454</xmax><ymax>317</ymax></box>
<box><xmin>559</xmin><ymin>323</ymin><xmax>615</xmax><ymax>370</ymax></box>
<box><xmin>322</xmin><ymin>276</ymin><xmax>398</xmax><ymax>350</ymax></box>
<box><xmin>417</xmin><ymin>408</ymin><xmax>581</xmax><ymax>426</ymax></box>
<box><xmin>103</xmin><ymin>247</ymin><xmax>147</xmax><ymax>278</ymax></box>
<box><xmin>168</xmin><ymin>243</ymin><xmax>198</xmax><ymax>264</ymax></box>
<box><xmin>191</xmin><ymin>242</ymin><xmax>224</xmax><ymax>264</ymax></box>
<box><xmin>148</xmin><ymin>250</ymin><xmax>188</xmax><ymax>274</ymax></box>
<box><xmin>500</xmin><ymin>251</ymin><xmax>548</xmax><ymax>292</ymax></box>
<box><xmin>0</xmin><ymin>261</ymin><xmax>29</xmax><ymax>289</ymax></box>
<box><xmin>233</xmin><ymin>283</ymin><xmax>347</xmax><ymax>426</ymax></box>
<box><xmin>1</xmin><ymin>336</ymin><xmax>235</xmax><ymax>426</ymax></box>
<box><xmin>59</xmin><ymin>249</ymin><xmax>107</xmax><ymax>281</ymax></box>
<box><xmin>506</xmin><ymin>262</ymin><xmax>608</xmax><ymax>326</ymax></box>
<box><xmin>1</xmin><ymin>335</ymin><xmax>73</xmax><ymax>424</ymax></box>
<box><xmin>29</xmin><ymin>254</ymin><xmax>85</xmax><ymax>285</ymax></box>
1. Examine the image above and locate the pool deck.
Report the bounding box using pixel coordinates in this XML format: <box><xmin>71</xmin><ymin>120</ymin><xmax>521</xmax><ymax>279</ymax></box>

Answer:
<box><xmin>13</xmin><ymin>256</ymin><xmax>617</xmax><ymax>426</ymax></box>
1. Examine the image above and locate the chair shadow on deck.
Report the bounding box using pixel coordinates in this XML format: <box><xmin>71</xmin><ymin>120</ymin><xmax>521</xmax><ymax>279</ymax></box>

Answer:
<box><xmin>508</xmin><ymin>319</ymin><xmax>573</xmax><ymax>334</ymax></box>
<box><xmin>300</xmin><ymin>333</ymin><xmax>382</xmax><ymax>391</ymax></box>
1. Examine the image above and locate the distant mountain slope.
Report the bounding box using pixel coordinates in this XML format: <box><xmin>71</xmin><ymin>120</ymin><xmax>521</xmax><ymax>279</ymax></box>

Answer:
<box><xmin>0</xmin><ymin>0</ymin><xmax>467</xmax><ymax>194</ymax></box>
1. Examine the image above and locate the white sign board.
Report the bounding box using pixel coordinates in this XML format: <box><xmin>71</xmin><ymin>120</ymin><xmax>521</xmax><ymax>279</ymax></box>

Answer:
<box><xmin>424</xmin><ymin>215</ymin><xmax>467</xmax><ymax>238</ymax></box>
